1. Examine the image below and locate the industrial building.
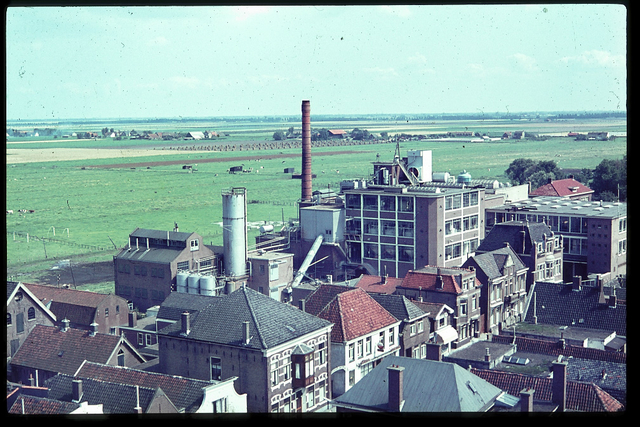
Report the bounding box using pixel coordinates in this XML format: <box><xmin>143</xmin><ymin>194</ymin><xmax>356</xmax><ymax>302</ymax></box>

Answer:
<box><xmin>485</xmin><ymin>196</ymin><xmax>627</xmax><ymax>281</ymax></box>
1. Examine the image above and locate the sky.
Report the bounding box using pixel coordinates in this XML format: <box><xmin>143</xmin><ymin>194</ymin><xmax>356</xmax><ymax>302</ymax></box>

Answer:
<box><xmin>6</xmin><ymin>4</ymin><xmax>627</xmax><ymax>120</ymax></box>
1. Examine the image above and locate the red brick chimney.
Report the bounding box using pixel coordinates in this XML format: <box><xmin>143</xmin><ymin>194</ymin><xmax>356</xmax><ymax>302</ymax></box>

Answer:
<box><xmin>520</xmin><ymin>388</ymin><xmax>534</xmax><ymax>412</ymax></box>
<box><xmin>387</xmin><ymin>365</ymin><xmax>404</xmax><ymax>412</ymax></box>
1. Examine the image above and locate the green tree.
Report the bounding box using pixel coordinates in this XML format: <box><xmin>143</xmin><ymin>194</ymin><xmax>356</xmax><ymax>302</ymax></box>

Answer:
<box><xmin>505</xmin><ymin>158</ymin><xmax>536</xmax><ymax>185</ymax></box>
<box><xmin>273</xmin><ymin>131</ymin><xmax>285</xmax><ymax>141</ymax></box>
<box><xmin>380</xmin><ymin>131</ymin><xmax>388</xmax><ymax>139</ymax></box>
<box><xmin>591</xmin><ymin>156</ymin><xmax>626</xmax><ymax>201</ymax></box>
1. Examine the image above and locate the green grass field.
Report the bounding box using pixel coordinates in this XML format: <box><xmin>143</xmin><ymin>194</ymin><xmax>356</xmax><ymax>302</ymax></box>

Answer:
<box><xmin>6</xmin><ymin>117</ymin><xmax>627</xmax><ymax>288</ymax></box>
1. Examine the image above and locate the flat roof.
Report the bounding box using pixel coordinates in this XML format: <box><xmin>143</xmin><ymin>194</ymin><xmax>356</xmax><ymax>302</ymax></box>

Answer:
<box><xmin>488</xmin><ymin>196</ymin><xmax>626</xmax><ymax>218</ymax></box>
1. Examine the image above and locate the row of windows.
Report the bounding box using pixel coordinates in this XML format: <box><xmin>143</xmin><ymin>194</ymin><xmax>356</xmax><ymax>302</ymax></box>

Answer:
<box><xmin>348</xmin><ymin>328</ymin><xmax>396</xmax><ymax>362</ymax></box>
<box><xmin>445</xmin><ymin>215</ymin><xmax>479</xmax><ymax>236</ymax></box>
<box><xmin>117</xmin><ymin>263</ymin><xmax>165</xmax><ymax>278</ymax></box>
<box><xmin>346</xmin><ymin>194</ymin><xmax>415</xmax><ymax>213</ymax></box>
<box><xmin>363</xmin><ymin>243</ymin><xmax>414</xmax><ymax>262</ymax></box>
<box><xmin>445</xmin><ymin>238</ymin><xmax>479</xmax><ymax>261</ymax></box>
<box><xmin>270</xmin><ymin>382</ymin><xmax>326</xmax><ymax>413</ymax></box>
<box><xmin>445</xmin><ymin>192</ymin><xmax>479</xmax><ymax>211</ymax></box>
<box><xmin>117</xmin><ymin>285</ymin><xmax>165</xmax><ymax>301</ymax></box>
<box><xmin>268</xmin><ymin>343</ymin><xmax>327</xmax><ymax>388</ymax></box>
<box><xmin>354</xmin><ymin>218</ymin><xmax>415</xmax><ymax>238</ymax></box>
<box><xmin>535</xmin><ymin>259</ymin><xmax>562</xmax><ymax>280</ymax></box>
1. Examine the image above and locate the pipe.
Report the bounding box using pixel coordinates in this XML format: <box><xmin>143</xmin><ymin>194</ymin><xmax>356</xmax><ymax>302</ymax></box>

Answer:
<box><xmin>290</xmin><ymin>234</ymin><xmax>323</xmax><ymax>288</ymax></box>
<box><xmin>301</xmin><ymin>100</ymin><xmax>312</xmax><ymax>201</ymax></box>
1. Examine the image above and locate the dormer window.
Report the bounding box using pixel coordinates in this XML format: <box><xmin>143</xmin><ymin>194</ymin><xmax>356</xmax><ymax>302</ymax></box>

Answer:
<box><xmin>190</xmin><ymin>239</ymin><xmax>199</xmax><ymax>252</ymax></box>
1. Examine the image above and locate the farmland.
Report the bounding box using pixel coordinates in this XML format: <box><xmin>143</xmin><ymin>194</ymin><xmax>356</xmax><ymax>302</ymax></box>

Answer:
<box><xmin>6</xmin><ymin>116</ymin><xmax>627</xmax><ymax>290</ymax></box>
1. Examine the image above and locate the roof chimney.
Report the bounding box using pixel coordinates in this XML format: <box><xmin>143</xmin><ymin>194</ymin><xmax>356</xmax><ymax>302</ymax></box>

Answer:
<box><xmin>299</xmin><ymin>299</ymin><xmax>306</xmax><ymax>312</ymax></box>
<box><xmin>61</xmin><ymin>318</ymin><xmax>70</xmax><ymax>332</ymax></box>
<box><xmin>436</xmin><ymin>275</ymin><xmax>444</xmax><ymax>289</ymax></box>
<box><xmin>572</xmin><ymin>276</ymin><xmax>582</xmax><ymax>291</ymax></box>
<box><xmin>128</xmin><ymin>312</ymin><xmax>137</xmax><ymax>328</ymax></box>
<box><xmin>484</xmin><ymin>347</ymin><xmax>491</xmax><ymax>362</ymax></box>
<box><xmin>72</xmin><ymin>379</ymin><xmax>83</xmax><ymax>403</ymax></box>
<box><xmin>387</xmin><ymin>365</ymin><xmax>405</xmax><ymax>412</ymax></box>
<box><xmin>181</xmin><ymin>311</ymin><xmax>190</xmax><ymax>336</ymax></box>
<box><xmin>301</xmin><ymin>100</ymin><xmax>312</xmax><ymax>202</ymax></box>
<box><xmin>552</xmin><ymin>361</ymin><xmax>567</xmax><ymax>412</ymax></box>
<box><xmin>89</xmin><ymin>322</ymin><xmax>98</xmax><ymax>336</ymax></box>
<box><xmin>134</xmin><ymin>384</ymin><xmax>142</xmax><ymax>414</ymax></box>
<box><xmin>520</xmin><ymin>388</ymin><xmax>534</xmax><ymax>412</ymax></box>
<box><xmin>242</xmin><ymin>320</ymin><xmax>251</xmax><ymax>345</ymax></box>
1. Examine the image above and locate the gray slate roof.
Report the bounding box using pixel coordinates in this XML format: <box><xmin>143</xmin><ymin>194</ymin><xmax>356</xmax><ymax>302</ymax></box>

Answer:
<box><xmin>566</xmin><ymin>357</ymin><xmax>626</xmax><ymax>406</ymax></box>
<box><xmin>159</xmin><ymin>286</ymin><xmax>333</xmax><ymax>350</ymax></box>
<box><xmin>45</xmin><ymin>373</ymin><xmax>167</xmax><ymax>414</ymax></box>
<box><xmin>157</xmin><ymin>292</ymin><xmax>222</xmax><ymax>322</ymax></box>
<box><xmin>478</xmin><ymin>220</ymin><xmax>554</xmax><ymax>254</ymax></box>
<box><xmin>466</xmin><ymin>246</ymin><xmax>527</xmax><ymax>280</ymax></box>
<box><xmin>114</xmin><ymin>246</ymin><xmax>184</xmax><ymax>264</ymax></box>
<box><xmin>369</xmin><ymin>294</ymin><xmax>426</xmax><ymax>322</ymax></box>
<box><xmin>526</xmin><ymin>282</ymin><xmax>626</xmax><ymax>335</ymax></box>
<box><xmin>333</xmin><ymin>355</ymin><xmax>503</xmax><ymax>412</ymax></box>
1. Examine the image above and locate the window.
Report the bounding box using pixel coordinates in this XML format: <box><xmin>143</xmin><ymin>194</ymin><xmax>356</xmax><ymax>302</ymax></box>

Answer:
<box><xmin>269</xmin><ymin>263</ymin><xmax>279</xmax><ymax>281</ymax></box>
<box><xmin>7</xmin><ymin>313</ymin><xmax>12</xmax><ymax>326</ymax></box>
<box><xmin>463</xmin><ymin>192</ymin><xmax>479</xmax><ymax>207</ymax></box>
<box><xmin>363</xmin><ymin>195</ymin><xmax>378</xmax><ymax>210</ymax></box>
<box><xmin>318</xmin><ymin>342</ymin><xmax>326</xmax><ymax>365</ymax></box>
<box><xmin>27</xmin><ymin>307</ymin><xmax>36</xmax><ymax>320</ymax></box>
<box><xmin>364</xmin><ymin>243</ymin><xmax>378</xmax><ymax>259</ymax></box>
<box><xmin>381</xmin><ymin>220</ymin><xmax>396</xmax><ymax>236</ymax></box>
<box><xmin>348</xmin><ymin>343</ymin><xmax>355</xmax><ymax>362</ymax></box>
<box><xmin>417</xmin><ymin>320</ymin><xmax>424</xmax><ymax>332</ymax></box>
<box><xmin>445</xmin><ymin>195</ymin><xmax>462</xmax><ymax>211</ymax></box>
<box><xmin>460</xmin><ymin>300</ymin><xmax>467</xmax><ymax>316</ymax></box>
<box><xmin>146</xmin><ymin>334</ymin><xmax>152</xmax><ymax>346</ymax></box>
<box><xmin>381</xmin><ymin>244</ymin><xmax>396</xmax><ymax>260</ymax></box>
<box><xmin>213</xmin><ymin>398</ymin><xmax>227</xmax><ymax>413</ymax></box>
<box><xmin>360</xmin><ymin>362</ymin><xmax>374</xmax><ymax>377</ymax></box>
<box><xmin>210</xmin><ymin>357</ymin><xmax>222</xmax><ymax>380</ymax></box>
<box><xmin>398</xmin><ymin>221</ymin><xmax>414</xmax><ymax>237</ymax></box>
<box><xmin>380</xmin><ymin>196</ymin><xmax>395</xmax><ymax>211</ymax></box>
<box><xmin>472</xmin><ymin>295</ymin><xmax>477</xmax><ymax>310</ymax></box>
<box><xmin>356</xmin><ymin>340</ymin><xmax>363</xmax><ymax>358</ymax></box>
<box><xmin>190</xmin><ymin>239</ymin><xmax>199</xmax><ymax>251</ymax></box>
<box><xmin>398</xmin><ymin>246</ymin><xmax>414</xmax><ymax>263</ymax></box>
<box><xmin>570</xmin><ymin>216</ymin><xmax>582</xmax><ymax>233</ymax></box>
<box><xmin>349</xmin><ymin>370</ymin><xmax>356</xmax><ymax>386</ymax></box>
<box><xmin>105</xmin><ymin>308</ymin><xmax>109</xmax><ymax>317</ymax></box>
<box><xmin>619</xmin><ymin>218</ymin><xmax>627</xmax><ymax>233</ymax></box>
<box><xmin>410</xmin><ymin>323</ymin><xmax>417</xmax><ymax>336</ymax></box>
<box><xmin>399</xmin><ymin>196</ymin><xmax>414</xmax><ymax>213</ymax></box>
<box><xmin>117</xmin><ymin>349</ymin><xmax>125</xmax><ymax>366</ymax></box>
<box><xmin>365</xmin><ymin>336</ymin><xmax>372</xmax><ymax>355</ymax></box>
<box><xmin>363</xmin><ymin>219</ymin><xmax>378</xmax><ymax>235</ymax></box>
<box><xmin>445</xmin><ymin>242</ymin><xmax>461</xmax><ymax>260</ymax></box>
<box><xmin>619</xmin><ymin>239</ymin><xmax>627</xmax><ymax>254</ymax></box>
<box><xmin>138</xmin><ymin>333</ymin><xmax>144</xmax><ymax>346</ymax></box>
<box><xmin>559</xmin><ymin>216</ymin><xmax>570</xmax><ymax>232</ymax></box>
<box><xmin>388</xmin><ymin>328</ymin><xmax>394</xmax><ymax>345</ymax></box>
<box><xmin>346</xmin><ymin>218</ymin><xmax>361</xmax><ymax>235</ymax></box>
<box><xmin>346</xmin><ymin>194</ymin><xmax>361</xmax><ymax>209</ymax></box>
<box><xmin>271</xmin><ymin>361</ymin><xmax>279</xmax><ymax>386</ymax></box>
<box><xmin>445</xmin><ymin>219</ymin><xmax>461</xmax><ymax>235</ymax></box>
<box><xmin>177</xmin><ymin>261</ymin><xmax>189</xmax><ymax>271</ymax></box>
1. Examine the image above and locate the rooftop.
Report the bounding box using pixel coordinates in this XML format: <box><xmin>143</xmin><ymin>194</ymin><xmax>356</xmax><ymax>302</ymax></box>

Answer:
<box><xmin>488</xmin><ymin>196</ymin><xmax>626</xmax><ymax>218</ymax></box>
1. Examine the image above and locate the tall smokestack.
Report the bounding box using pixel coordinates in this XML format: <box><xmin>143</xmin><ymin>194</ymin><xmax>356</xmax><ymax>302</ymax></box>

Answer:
<box><xmin>301</xmin><ymin>100</ymin><xmax>312</xmax><ymax>202</ymax></box>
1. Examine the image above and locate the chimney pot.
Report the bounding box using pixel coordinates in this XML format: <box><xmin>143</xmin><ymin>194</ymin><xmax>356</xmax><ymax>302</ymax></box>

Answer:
<box><xmin>242</xmin><ymin>320</ymin><xmax>251</xmax><ymax>345</ymax></box>
<box><xmin>552</xmin><ymin>361</ymin><xmax>567</xmax><ymax>412</ymax></box>
<box><xmin>128</xmin><ymin>312</ymin><xmax>137</xmax><ymax>328</ymax></box>
<box><xmin>181</xmin><ymin>311</ymin><xmax>190</xmax><ymax>336</ymax></box>
<box><xmin>520</xmin><ymin>388</ymin><xmax>534</xmax><ymax>412</ymax></box>
<box><xmin>72</xmin><ymin>379</ymin><xmax>83</xmax><ymax>402</ymax></box>
<box><xmin>89</xmin><ymin>322</ymin><xmax>98</xmax><ymax>336</ymax></box>
<box><xmin>61</xmin><ymin>318</ymin><xmax>70</xmax><ymax>332</ymax></box>
<box><xmin>387</xmin><ymin>365</ymin><xmax>405</xmax><ymax>412</ymax></box>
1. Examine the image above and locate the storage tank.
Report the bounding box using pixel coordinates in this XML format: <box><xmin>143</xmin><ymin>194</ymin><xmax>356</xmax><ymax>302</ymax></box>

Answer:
<box><xmin>222</xmin><ymin>187</ymin><xmax>248</xmax><ymax>278</ymax></box>
<box><xmin>431</xmin><ymin>172</ymin><xmax>450</xmax><ymax>182</ymax></box>
<box><xmin>259</xmin><ymin>224</ymin><xmax>274</xmax><ymax>234</ymax></box>
<box><xmin>457</xmin><ymin>170</ymin><xmax>472</xmax><ymax>185</ymax></box>
<box><xmin>187</xmin><ymin>273</ymin><xmax>200</xmax><ymax>294</ymax></box>
<box><xmin>176</xmin><ymin>271</ymin><xmax>189</xmax><ymax>293</ymax></box>
<box><xmin>199</xmin><ymin>274</ymin><xmax>216</xmax><ymax>296</ymax></box>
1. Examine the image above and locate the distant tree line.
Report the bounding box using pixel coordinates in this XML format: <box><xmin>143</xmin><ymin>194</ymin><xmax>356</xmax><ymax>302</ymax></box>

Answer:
<box><xmin>505</xmin><ymin>156</ymin><xmax>627</xmax><ymax>202</ymax></box>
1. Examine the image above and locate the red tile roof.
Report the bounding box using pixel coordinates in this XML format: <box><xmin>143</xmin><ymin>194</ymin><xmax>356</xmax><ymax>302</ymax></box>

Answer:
<box><xmin>529</xmin><ymin>178</ymin><xmax>593</xmax><ymax>197</ymax></box>
<box><xmin>400</xmin><ymin>269</ymin><xmax>464</xmax><ymax>294</ymax></box>
<box><xmin>470</xmin><ymin>368</ymin><xmax>624</xmax><ymax>412</ymax></box>
<box><xmin>24</xmin><ymin>283</ymin><xmax>108</xmax><ymax>307</ymax></box>
<box><xmin>314</xmin><ymin>287</ymin><xmax>398</xmax><ymax>342</ymax></box>
<box><xmin>8</xmin><ymin>394</ymin><xmax>82</xmax><ymax>415</ymax></box>
<box><xmin>328</xmin><ymin>129</ymin><xmax>347</xmax><ymax>135</ymax></box>
<box><xmin>9</xmin><ymin>324</ymin><xmax>134</xmax><ymax>376</ymax></box>
<box><xmin>356</xmin><ymin>274</ymin><xmax>402</xmax><ymax>294</ymax></box>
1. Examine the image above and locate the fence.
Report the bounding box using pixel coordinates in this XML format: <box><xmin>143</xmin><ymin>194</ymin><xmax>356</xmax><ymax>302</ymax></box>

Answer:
<box><xmin>7</xmin><ymin>230</ymin><xmax>112</xmax><ymax>252</ymax></box>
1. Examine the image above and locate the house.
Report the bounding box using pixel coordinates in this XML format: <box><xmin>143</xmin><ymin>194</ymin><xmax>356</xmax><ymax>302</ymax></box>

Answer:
<box><xmin>45</xmin><ymin>373</ymin><xmax>178</xmax><ymax>414</ymax></box>
<box><xmin>7</xmin><ymin>383</ymin><xmax>103</xmax><ymax>414</ymax></box>
<box><xmin>412</xmin><ymin>301</ymin><xmax>457</xmax><ymax>354</ymax></box>
<box><xmin>525</xmin><ymin>280</ymin><xmax>626</xmax><ymax>337</ymax></box>
<box><xmin>369</xmin><ymin>293</ymin><xmax>431</xmax><ymax>359</ymax></box>
<box><xmin>155</xmin><ymin>291</ymin><xmax>222</xmax><ymax>331</ymax></box>
<box><xmin>462</xmin><ymin>246</ymin><xmax>529</xmax><ymax>335</ymax></box>
<box><xmin>472</xmin><ymin>360</ymin><xmax>624</xmax><ymax>412</ymax></box>
<box><xmin>75</xmin><ymin>361</ymin><xmax>247</xmax><ymax>413</ymax></box>
<box><xmin>395</xmin><ymin>266</ymin><xmax>483</xmax><ymax>350</ymax></box>
<box><xmin>24</xmin><ymin>282</ymin><xmax>130</xmax><ymax>335</ymax></box>
<box><xmin>301</xmin><ymin>284</ymin><xmax>401</xmax><ymax>397</ymax></box>
<box><xmin>9</xmin><ymin>322</ymin><xmax>147</xmax><ymax>387</ymax></box>
<box><xmin>530</xmin><ymin>177</ymin><xmax>594</xmax><ymax>201</ymax></box>
<box><xmin>355</xmin><ymin>274</ymin><xmax>403</xmax><ymax>295</ymax></box>
<box><xmin>247</xmin><ymin>251</ymin><xmax>294</xmax><ymax>301</ymax></box>
<box><xmin>485</xmin><ymin>197</ymin><xmax>627</xmax><ymax>280</ymax></box>
<box><xmin>157</xmin><ymin>286</ymin><xmax>334</xmax><ymax>413</ymax></box>
<box><xmin>328</xmin><ymin>129</ymin><xmax>347</xmax><ymax>138</ymax></box>
<box><xmin>512</xmin><ymin>130</ymin><xmax>525</xmax><ymax>139</ymax></box>
<box><xmin>7</xmin><ymin>281</ymin><xmax>57</xmax><ymax>359</ymax></box>
<box><xmin>186</xmin><ymin>131</ymin><xmax>205</xmax><ymax>140</ymax></box>
<box><xmin>114</xmin><ymin>228</ymin><xmax>220</xmax><ymax>311</ymax></box>
<box><xmin>118</xmin><ymin>311</ymin><xmax>161</xmax><ymax>361</ymax></box>
<box><xmin>333</xmin><ymin>355</ymin><xmax>507</xmax><ymax>412</ymax></box>
<box><xmin>586</xmin><ymin>131</ymin><xmax>610</xmax><ymax>141</ymax></box>
<box><xmin>478</xmin><ymin>220</ymin><xmax>563</xmax><ymax>287</ymax></box>
<box><xmin>502</xmin><ymin>131</ymin><xmax>512</xmax><ymax>139</ymax></box>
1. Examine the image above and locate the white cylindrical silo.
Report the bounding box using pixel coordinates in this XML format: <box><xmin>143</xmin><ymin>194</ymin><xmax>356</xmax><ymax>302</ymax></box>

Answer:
<box><xmin>187</xmin><ymin>273</ymin><xmax>200</xmax><ymax>294</ymax></box>
<box><xmin>200</xmin><ymin>274</ymin><xmax>216</xmax><ymax>296</ymax></box>
<box><xmin>222</xmin><ymin>187</ymin><xmax>248</xmax><ymax>278</ymax></box>
<box><xmin>177</xmin><ymin>271</ymin><xmax>189</xmax><ymax>293</ymax></box>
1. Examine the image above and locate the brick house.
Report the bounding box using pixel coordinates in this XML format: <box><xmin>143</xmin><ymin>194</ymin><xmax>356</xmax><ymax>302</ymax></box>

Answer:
<box><xmin>529</xmin><ymin>177</ymin><xmax>594</xmax><ymax>201</ymax></box>
<box><xmin>395</xmin><ymin>266</ymin><xmax>483</xmax><ymax>350</ymax></box>
<box><xmin>24</xmin><ymin>283</ymin><xmax>130</xmax><ymax>335</ymax></box>
<box><xmin>369</xmin><ymin>293</ymin><xmax>431</xmax><ymax>359</ymax></box>
<box><xmin>301</xmin><ymin>285</ymin><xmax>401</xmax><ymax>397</ymax></box>
<box><xmin>7</xmin><ymin>281</ymin><xmax>56</xmax><ymax>359</ymax></box>
<box><xmin>462</xmin><ymin>245</ymin><xmax>529</xmax><ymax>335</ymax></box>
<box><xmin>114</xmin><ymin>228</ymin><xmax>220</xmax><ymax>311</ymax></box>
<box><xmin>9</xmin><ymin>323</ymin><xmax>146</xmax><ymax>387</ymax></box>
<box><xmin>156</xmin><ymin>286</ymin><xmax>334</xmax><ymax>413</ymax></box>
<box><xmin>412</xmin><ymin>301</ymin><xmax>457</xmax><ymax>354</ymax></box>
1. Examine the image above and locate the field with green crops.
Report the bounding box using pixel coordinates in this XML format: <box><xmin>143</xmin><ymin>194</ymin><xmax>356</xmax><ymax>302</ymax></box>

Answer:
<box><xmin>6</xmin><ymin>116</ymin><xmax>626</xmax><ymax>290</ymax></box>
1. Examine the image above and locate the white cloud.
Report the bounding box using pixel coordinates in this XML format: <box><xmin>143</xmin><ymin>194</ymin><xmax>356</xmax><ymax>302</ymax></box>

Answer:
<box><xmin>560</xmin><ymin>50</ymin><xmax>625</xmax><ymax>68</ymax></box>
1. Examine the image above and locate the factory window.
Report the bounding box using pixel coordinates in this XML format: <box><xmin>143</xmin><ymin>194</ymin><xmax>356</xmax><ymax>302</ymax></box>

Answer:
<box><xmin>445</xmin><ymin>243</ymin><xmax>461</xmax><ymax>260</ymax></box>
<box><xmin>548</xmin><ymin>216</ymin><xmax>559</xmax><ymax>232</ymax></box>
<box><xmin>445</xmin><ymin>219</ymin><xmax>461</xmax><ymax>235</ymax></box>
<box><xmin>190</xmin><ymin>239</ymin><xmax>199</xmax><ymax>251</ymax></box>
<box><xmin>398</xmin><ymin>246</ymin><xmax>414</xmax><ymax>263</ymax></box>
<box><xmin>570</xmin><ymin>217</ymin><xmax>582</xmax><ymax>233</ymax></box>
<box><xmin>445</xmin><ymin>195</ymin><xmax>462</xmax><ymax>211</ymax></box>
<box><xmin>210</xmin><ymin>357</ymin><xmax>222</xmax><ymax>380</ymax></box>
<box><xmin>559</xmin><ymin>216</ymin><xmax>570</xmax><ymax>232</ymax></box>
<box><xmin>345</xmin><ymin>194</ymin><xmax>361</xmax><ymax>209</ymax></box>
<box><xmin>619</xmin><ymin>218</ymin><xmax>627</xmax><ymax>233</ymax></box>
<box><xmin>177</xmin><ymin>261</ymin><xmax>189</xmax><ymax>271</ymax></box>
<box><xmin>363</xmin><ymin>195</ymin><xmax>378</xmax><ymax>210</ymax></box>
<box><xmin>381</xmin><ymin>244</ymin><xmax>396</xmax><ymax>260</ymax></box>
<box><xmin>348</xmin><ymin>242</ymin><xmax>362</xmax><ymax>263</ymax></box>
<box><xmin>363</xmin><ymin>219</ymin><xmax>378</xmax><ymax>235</ymax></box>
<box><xmin>380</xmin><ymin>196</ymin><xmax>396</xmax><ymax>211</ymax></box>
<box><xmin>346</xmin><ymin>218</ymin><xmax>361</xmax><ymax>235</ymax></box>
<box><xmin>399</xmin><ymin>196</ymin><xmax>414</xmax><ymax>213</ymax></box>
<box><xmin>463</xmin><ymin>192</ymin><xmax>478</xmax><ymax>207</ymax></box>
<box><xmin>269</xmin><ymin>263</ymin><xmax>279</xmax><ymax>281</ymax></box>
<box><xmin>381</xmin><ymin>220</ymin><xmax>396</xmax><ymax>236</ymax></box>
<box><xmin>398</xmin><ymin>221</ymin><xmax>414</xmax><ymax>238</ymax></box>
